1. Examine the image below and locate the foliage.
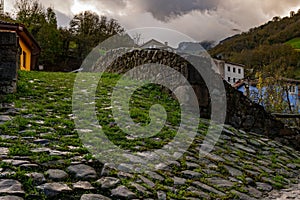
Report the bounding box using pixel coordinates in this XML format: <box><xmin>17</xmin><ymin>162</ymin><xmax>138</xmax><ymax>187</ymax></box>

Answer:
<box><xmin>254</xmin><ymin>72</ymin><xmax>290</xmax><ymax>113</ymax></box>
<box><xmin>15</xmin><ymin>0</ymin><xmax>46</xmax><ymax>35</ymax></box>
<box><xmin>69</xmin><ymin>11</ymin><xmax>124</xmax><ymax>61</ymax></box>
<box><xmin>251</xmin><ymin>71</ymin><xmax>299</xmax><ymax>126</ymax></box>
<box><xmin>230</xmin><ymin>44</ymin><xmax>298</xmax><ymax>77</ymax></box>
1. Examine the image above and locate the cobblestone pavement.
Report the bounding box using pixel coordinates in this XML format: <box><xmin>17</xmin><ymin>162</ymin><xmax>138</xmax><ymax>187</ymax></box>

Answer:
<box><xmin>265</xmin><ymin>183</ymin><xmax>300</xmax><ymax>200</ymax></box>
<box><xmin>0</xmin><ymin>102</ymin><xmax>299</xmax><ymax>200</ymax></box>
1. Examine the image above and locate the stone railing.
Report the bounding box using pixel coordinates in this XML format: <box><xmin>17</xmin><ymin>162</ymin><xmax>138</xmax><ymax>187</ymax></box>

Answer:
<box><xmin>0</xmin><ymin>32</ymin><xmax>19</xmax><ymax>94</ymax></box>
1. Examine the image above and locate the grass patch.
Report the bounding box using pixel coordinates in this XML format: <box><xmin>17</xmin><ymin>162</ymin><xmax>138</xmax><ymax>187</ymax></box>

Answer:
<box><xmin>1</xmin><ymin>70</ymin><xmax>300</xmax><ymax>199</ymax></box>
<box><xmin>1</xmin><ymin>71</ymin><xmax>187</xmax><ymax>157</ymax></box>
<box><xmin>286</xmin><ymin>37</ymin><xmax>300</xmax><ymax>50</ymax></box>
<box><xmin>9</xmin><ymin>142</ymin><xmax>32</xmax><ymax>156</ymax></box>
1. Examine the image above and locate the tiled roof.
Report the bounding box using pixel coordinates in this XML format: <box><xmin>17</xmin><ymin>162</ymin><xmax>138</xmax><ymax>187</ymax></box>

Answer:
<box><xmin>0</xmin><ymin>20</ymin><xmax>41</xmax><ymax>54</ymax></box>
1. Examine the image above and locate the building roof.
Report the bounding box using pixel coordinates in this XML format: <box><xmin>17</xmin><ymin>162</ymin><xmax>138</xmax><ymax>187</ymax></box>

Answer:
<box><xmin>139</xmin><ymin>39</ymin><xmax>174</xmax><ymax>50</ymax></box>
<box><xmin>0</xmin><ymin>20</ymin><xmax>41</xmax><ymax>55</ymax></box>
<box><xmin>214</xmin><ymin>59</ymin><xmax>245</xmax><ymax>68</ymax></box>
<box><xmin>233</xmin><ymin>79</ymin><xmax>245</xmax><ymax>89</ymax></box>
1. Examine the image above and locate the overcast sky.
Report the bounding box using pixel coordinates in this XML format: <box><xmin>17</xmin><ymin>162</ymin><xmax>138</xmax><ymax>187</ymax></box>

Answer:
<box><xmin>4</xmin><ymin>0</ymin><xmax>300</xmax><ymax>46</ymax></box>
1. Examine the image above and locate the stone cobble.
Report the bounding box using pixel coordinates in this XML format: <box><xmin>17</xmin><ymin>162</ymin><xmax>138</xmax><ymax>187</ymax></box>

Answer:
<box><xmin>0</xmin><ymin>103</ymin><xmax>299</xmax><ymax>199</ymax></box>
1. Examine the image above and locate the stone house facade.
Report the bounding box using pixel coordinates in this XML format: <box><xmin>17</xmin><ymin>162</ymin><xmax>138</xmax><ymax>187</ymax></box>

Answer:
<box><xmin>0</xmin><ymin>20</ymin><xmax>40</xmax><ymax>71</ymax></box>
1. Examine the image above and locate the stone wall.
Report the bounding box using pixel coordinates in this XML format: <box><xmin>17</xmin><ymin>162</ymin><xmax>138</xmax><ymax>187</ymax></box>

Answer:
<box><xmin>91</xmin><ymin>49</ymin><xmax>300</xmax><ymax>150</ymax></box>
<box><xmin>0</xmin><ymin>32</ymin><xmax>19</xmax><ymax>94</ymax></box>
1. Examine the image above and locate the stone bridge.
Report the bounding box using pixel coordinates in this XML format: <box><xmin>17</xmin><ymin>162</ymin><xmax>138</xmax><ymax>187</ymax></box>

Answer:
<box><xmin>90</xmin><ymin>48</ymin><xmax>300</xmax><ymax>150</ymax></box>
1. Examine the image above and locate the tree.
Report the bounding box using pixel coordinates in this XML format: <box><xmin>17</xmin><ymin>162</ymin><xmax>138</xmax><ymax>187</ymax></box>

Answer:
<box><xmin>14</xmin><ymin>0</ymin><xmax>63</xmax><ymax>70</ymax></box>
<box><xmin>36</xmin><ymin>22</ymin><xmax>62</xmax><ymax>68</ymax></box>
<box><xmin>253</xmin><ymin>67</ymin><xmax>300</xmax><ymax>113</ymax></box>
<box><xmin>272</xmin><ymin>16</ymin><xmax>281</xmax><ymax>22</ymax></box>
<box><xmin>254</xmin><ymin>71</ymin><xmax>300</xmax><ymax>126</ymax></box>
<box><xmin>69</xmin><ymin>11</ymin><xmax>124</xmax><ymax>60</ymax></box>
<box><xmin>15</xmin><ymin>0</ymin><xmax>46</xmax><ymax>35</ymax></box>
<box><xmin>46</xmin><ymin>7</ymin><xmax>57</xmax><ymax>28</ymax></box>
<box><xmin>255</xmin><ymin>72</ymin><xmax>288</xmax><ymax>112</ymax></box>
<box><xmin>290</xmin><ymin>11</ymin><xmax>295</xmax><ymax>17</ymax></box>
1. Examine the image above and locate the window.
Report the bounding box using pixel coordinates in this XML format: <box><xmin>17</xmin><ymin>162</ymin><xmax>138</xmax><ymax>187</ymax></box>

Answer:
<box><xmin>233</xmin><ymin>78</ymin><xmax>236</xmax><ymax>83</ymax></box>
<box><xmin>23</xmin><ymin>51</ymin><xmax>27</xmax><ymax>68</ymax></box>
<box><xmin>289</xmin><ymin>85</ymin><xmax>296</xmax><ymax>93</ymax></box>
<box><xmin>233</xmin><ymin>68</ymin><xmax>236</xmax><ymax>73</ymax></box>
<box><xmin>227</xmin><ymin>66</ymin><xmax>230</xmax><ymax>72</ymax></box>
<box><xmin>228</xmin><ymin>77</ymin><xmax>231</xmax><ymax>83</ymax></box>
<box><xmin>238</xmin><ymin>68</ymin><xmax>241</xmax><ymax>74</ymax></box>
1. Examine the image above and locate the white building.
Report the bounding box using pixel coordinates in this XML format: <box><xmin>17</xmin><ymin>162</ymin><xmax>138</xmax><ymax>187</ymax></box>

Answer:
<box><xmin>214</xmin><ymin>59</ymin><xmax>245</xmax><ymax>85</ymax></box>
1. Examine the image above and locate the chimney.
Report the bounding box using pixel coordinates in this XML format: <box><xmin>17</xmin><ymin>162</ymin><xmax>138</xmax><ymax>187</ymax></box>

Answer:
<box><xmin>164</xmin><ymin>42</ymin><xmax>168</xmax><ymax>46</ymax></box>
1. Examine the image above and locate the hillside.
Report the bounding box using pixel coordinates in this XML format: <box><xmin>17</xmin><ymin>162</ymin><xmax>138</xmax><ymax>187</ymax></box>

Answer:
<box><xmin>209</xmin><ymin>10</ymin><xmax>300</xmax><ymax>79</ymax></box>
<box><xmin>0</xmin><ymin>71</ymin><xmax>299</xmax><ymax>199</ymax></box>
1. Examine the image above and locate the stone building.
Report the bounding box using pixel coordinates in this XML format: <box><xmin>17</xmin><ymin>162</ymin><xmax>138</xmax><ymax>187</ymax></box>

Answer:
<box><xmin>0</xmin><ymin>21</ymin><xmax>40</xmax><ymax>94</ymax></box>
<box><xmin>0</xmin><ymin>20</ymin><xmax>41</xmax><ymax>71</ymax></box>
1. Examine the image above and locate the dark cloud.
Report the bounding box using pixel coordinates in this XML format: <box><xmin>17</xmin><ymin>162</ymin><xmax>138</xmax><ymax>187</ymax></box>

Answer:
<box><xmin>7</xmin><ymin>0</ymin><xmax>300</xmax><ymax>42</ymax></box>
<box><xmin>137</xmin><ymin>0</ymin><xmax>221</xmax><ymax>21</ymax></box>
<box><xmin>77</xmin><ymin>0</ymin><xmax>220</xmax><ymax>21</ymax></box>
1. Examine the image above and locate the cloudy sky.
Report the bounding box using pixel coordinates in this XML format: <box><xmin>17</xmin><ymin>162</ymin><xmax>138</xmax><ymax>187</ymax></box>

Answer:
<box><xmin>4</xmin><ymin>0</ymin><xmax>300</xmax><ymax>46</ymax></box>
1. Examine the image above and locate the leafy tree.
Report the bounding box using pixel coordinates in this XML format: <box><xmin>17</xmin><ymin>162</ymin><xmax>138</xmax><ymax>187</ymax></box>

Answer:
<box><xmin>45</xmin><ymin>7</ymin><xmax>57</xmax><ymax>27</ymax></box>
<box><xmin>255</xmin><ymin>72</ymin><xmax>290</xmax><ymax>113</ymax></box>
<box><xmin>36</xmin><ymin>22</ymin><xmax>62</xmax><ymax>68</ymax></box>
<box><xmin>69</xmin><ymin>11</ymin><xmax>124</xmax><ymax>60</ymax></box>
<box><xmin>14</xmin><ymin>0</ymin><xmax>63</xmax><ymax>70</ymax></box>
<box><xmin>231</xmin><ymin>44</ymin><xmax>298</xmax><ymax>77</ymax></box>
<box><xmin>15</xmin><ymin>0</ymin><xmax>46</xmax><ymax>36</ymax></box>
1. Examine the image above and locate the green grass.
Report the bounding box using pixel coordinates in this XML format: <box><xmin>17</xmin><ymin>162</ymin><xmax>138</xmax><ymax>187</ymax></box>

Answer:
<box><xmin>286</xmin><ymin>37</ymin><xmax>300</xmax><ymax>50</ymax></box>
<box><xmin>1</xmin><ymin>71</ymin><xmax>185</xmax><ymax>157</ymax></box>
<box><xmin>0</xmin><ymin>71</ymin><xmax>208</xmax><ymax>199</ymax></box>
<box><xmin>9</xmin><ymin>142</ymin><xmax>33</xmax><ymax>156</ymax></box>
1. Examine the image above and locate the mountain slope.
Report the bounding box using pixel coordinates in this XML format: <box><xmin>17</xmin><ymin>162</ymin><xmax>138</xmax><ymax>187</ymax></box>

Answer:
<box><xmin>209</xmin><ymin>10</ymin><xmax>300</xmax><ymax>78</ymax></box>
